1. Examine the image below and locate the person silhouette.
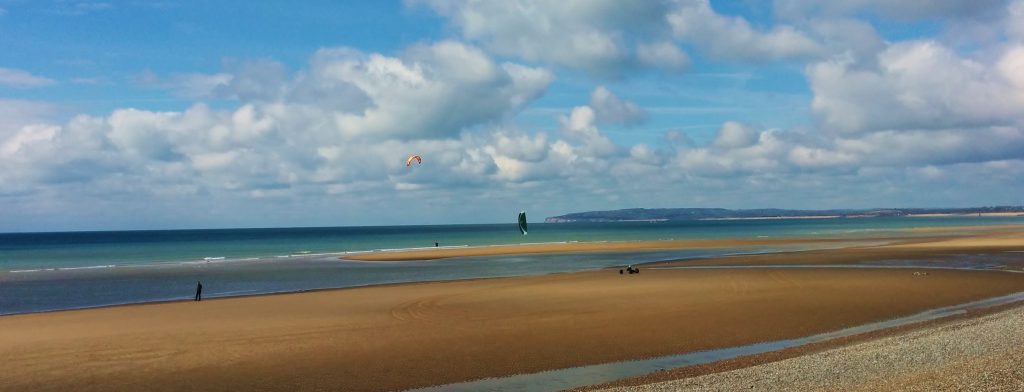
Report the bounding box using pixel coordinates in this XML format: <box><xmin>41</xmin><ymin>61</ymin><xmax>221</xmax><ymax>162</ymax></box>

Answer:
<box><xmin>195</xmin><ymin>281</ymin><xmax>203</xmax><ymax>301</ymax></box>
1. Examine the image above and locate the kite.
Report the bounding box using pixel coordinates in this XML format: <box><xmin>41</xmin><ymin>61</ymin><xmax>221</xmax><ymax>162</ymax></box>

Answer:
<box><xmin>406</xmin><ymin>155</ymin><xmax>422</xmax><ymax>167</ymax></box>
<box><xmin>518</xmin><ymin>211</ymin><xmax>528</xmax><ymax>235</ymax></box>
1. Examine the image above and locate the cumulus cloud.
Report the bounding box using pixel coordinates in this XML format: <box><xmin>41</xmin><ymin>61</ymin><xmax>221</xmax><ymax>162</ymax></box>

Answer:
<box><xmin>808</xmin><ymin>18</ymin><xmax>886</xmax><ymax>65</ymax></box>
<box><xmin>712</xmin><ymin>121</ymin><xmax>758</xmax><ymax>148</ymax></box>
<box><xmin>667</xmin><ymin>0</ymin><xmax>824</xmax><ymax>61</ymax></box>
<box><xmin>142</xmin><ymin>41</ymin><xmax>553</xmax><ymax>141</ymax></box>
<box><xmin>6</xmin><ymin>0</ymin><xmax>1024</xmax><ymax>229</ymax></box>
<box><xmin>588</xmin><ymin>86</ymin><xmax>647</xmax><ymax>126</ymax></box>
<box><xmin>666</xmin><ymin>121</ymin><xmax>1024</xmax><ymax>181</ymax></box>
<box><xmin>0</xmin><ymin>67</ymin><xmax>56</xmax><ymax>87</ymax></box>
<box><xmin>809</xmin><ymin>40</ymin><xmax>1024</xmax><ymax>133</ymax></box>
<box><xmin>325</xmin><ymin>41</ymin><xmax>553</xmax><ymax>139</ymax></box>
<box><xmin>418</xmin><ymin>0</ymin><xmax>821</xmax><ymax>76</ymax></box>
<box><xmin>0</xmin><ymin>100</ymin><xmax>61</xmax><ymax>133</ymax></box>
<box><xmin>0</xmin><ymin>42</ymin><xmax>588</xmax><ymax>226</ymax></box>
<box><xmin>559</xmin><ymin>106</ymin><xmax>620</xmax><ymax>158</ymax></box>
<box><xmin>417</xmin><ymin>0</ymin><xmax>674</xmax><ymax>77</ymax></box>
<box><xmin>636</xmin><ymin>41</ymin><xmax>690</xmax><ymax>71</ymax></box>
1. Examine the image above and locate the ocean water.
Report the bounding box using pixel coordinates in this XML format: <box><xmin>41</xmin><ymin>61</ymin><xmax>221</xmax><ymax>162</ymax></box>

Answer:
<box><xmin>1</xmin><ymin>216</ymin><xmax>1021</xmax><ymax>315</ymax></box>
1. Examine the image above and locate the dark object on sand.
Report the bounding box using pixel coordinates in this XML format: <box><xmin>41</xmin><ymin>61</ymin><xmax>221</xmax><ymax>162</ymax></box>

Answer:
<box><xmin>622</xmin><ymin>266</ymin><xmax>639</xmax><ymax>275</ymax></box>
<box><xmin>195</xmin><ymin>281</ymin><xmax>203</xmax><ymax>301</ymax></box>
<box><xmin>619</xmin><ymin>269</ymin><xmax>624</xmax><ymax>274</ymax></box>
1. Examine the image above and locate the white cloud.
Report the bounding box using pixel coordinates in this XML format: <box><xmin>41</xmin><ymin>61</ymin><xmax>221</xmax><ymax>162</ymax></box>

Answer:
<box><xmin>6</xmin><ymin>0</ymin><xmax>1024</xmax><ymax>230</ymax></box>
<box><xmin>808</xmin><ymin>18</ymin><xmax>886</xmax><ymax>65</ymax></box>
<box><xmin>0</xmin><ymin>100</ymin><xmax>61</xmax><ymax>133</ymax></box>
<box><xmin>636</xmin><ymin>41</ymin><xmax>690</xmax><ymax>71</ymax></box>
<box><xmin>142</xmin><ymin>41</ymin><xmax>553</xmax><ymax>141</ymax></box>
<box><xmin>418</xmin><ymin>0</ymin><xmax>821</xmax><ymax>76</ymax></box>
<box><xmin>588</xmin><ymin>86</ymin><xmax>647</xmax><ymax>126</ymax></box>
<box><xmin>323</xmin><ymin>41</ymin><xmax>553</xmax><ymax>140</ymax></box>
<box><xmin>4</xmin><ymin>93</ymin><xmax>1022</xmax><ymax>229</ymax></box>
<box><xmin>418</xmin><ymin>0</ymin><xmax>671</xmax><ymax>77</ymax></box>
<box><xmin>1000</xmin><ymin>45</ymin><xmax>1024</xmax><ymax>95</ymax></box>
<box><xmin>665</xmin><ymin>121</ymin><xmax>1024</xmax><ymax>181</ymax></box>
<box><xmin>809</xmin><ymin>40</ymin><xmax>1024</xmax><ymax>133</ymax></box>
<box><xmin>559</xmin><ymin>106</ymin><xmax>620</xmax><ymax>158</ymax></box>
<box><xmin>668</xmin><ymin>0</ymin><xmax>823</xmax><ymax>61</ymax></box>
<box><xmin>0</xmin><ymin>67</ymin><xmax>56</xmax><ymax>88</ymax></box>
<box><xmin>0</xmin><ymin>43</ymin><xmax>559</xmax><ymax>219</ymax></box>
<box><xmin>1</xmin><ymin>124</ymin><xmax>60</xmax><ymax>157</ymax></box>
<box><xmin>712</xmin><ymin>121</ymin><xmax>758</xmax><ymax>148</ymax></box>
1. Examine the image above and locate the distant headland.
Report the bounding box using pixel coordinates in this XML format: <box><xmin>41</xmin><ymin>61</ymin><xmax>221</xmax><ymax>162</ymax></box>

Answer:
<box><xmin>544</xmin><ymin>206</ymin><xmax>1024</xmax><ymax>223</ymax></box>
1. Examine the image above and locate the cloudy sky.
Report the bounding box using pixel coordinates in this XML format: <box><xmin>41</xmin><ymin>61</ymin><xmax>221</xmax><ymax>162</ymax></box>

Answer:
<box><xmin>2</xmin><ymin>0</ymin><xmax>1023</xmax><ymax>232</ymax></box>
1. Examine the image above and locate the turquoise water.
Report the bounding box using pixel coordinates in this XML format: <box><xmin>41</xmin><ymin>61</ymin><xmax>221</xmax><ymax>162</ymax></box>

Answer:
<box><xmin>0</xmin><ymin>216</ymin><xmax>1021</xmax><ymax>315</ymax></box>
<box><xmin>3</xmin><ymin>216</ymin><xmax>1020</xmax><ymax>271</ymax></box>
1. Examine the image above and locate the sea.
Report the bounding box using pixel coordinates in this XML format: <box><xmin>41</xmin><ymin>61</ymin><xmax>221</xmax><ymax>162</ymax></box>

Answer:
<box><xmin>2</xmin><ymin>216</ymin><xmax>1022</xmax><ymax>315</ymax></box>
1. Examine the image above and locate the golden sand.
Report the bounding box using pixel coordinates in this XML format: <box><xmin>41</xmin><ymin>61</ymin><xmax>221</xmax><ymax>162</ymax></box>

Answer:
<box><xmin>2</xmin><ymin>267</ymin><xmax>1023</xmax><ymax>391</ymax></box>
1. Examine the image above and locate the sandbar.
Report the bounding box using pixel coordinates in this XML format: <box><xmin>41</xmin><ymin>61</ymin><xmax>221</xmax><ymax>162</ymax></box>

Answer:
<box><xmin>343</xmin><ymin>237</ymin><xmax>857</xmax><ymax>261</ymax></box>
<box><xmin>342</xmin><ymin>224</ymin><xmax>1024</xmax><ymax>262</ymax></box>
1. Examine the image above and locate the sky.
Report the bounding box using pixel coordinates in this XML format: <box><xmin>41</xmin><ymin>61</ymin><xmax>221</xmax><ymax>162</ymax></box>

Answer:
<box><xmin>1</xmin><ymin>0</ymin><xmax>1023</xmax><ymax>232</ymax></box>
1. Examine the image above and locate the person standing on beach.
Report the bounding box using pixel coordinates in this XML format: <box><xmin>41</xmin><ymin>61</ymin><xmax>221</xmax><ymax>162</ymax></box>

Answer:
<box><xmin>195</xmin><ymin>281</ymin><xmax>203</xmax><ymax>301</ymax></box>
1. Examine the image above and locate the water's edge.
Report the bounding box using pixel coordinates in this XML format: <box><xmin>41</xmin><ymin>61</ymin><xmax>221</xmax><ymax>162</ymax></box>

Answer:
<box><xmin>0</xmin><ymin>244</ymin><xmax>855</xmax><ymax>316</ymax></box>
<box><xmin>408</xmin><ymin>290</ymin><xmax>1024</xmax><ymax>392</ymax></box>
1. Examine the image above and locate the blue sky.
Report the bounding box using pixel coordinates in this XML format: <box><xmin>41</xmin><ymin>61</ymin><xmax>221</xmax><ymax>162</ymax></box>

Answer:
<box><xmin>1</xmin><ymin>0</ymin><xmax>1023</xmax><ymax>231</ymax></box>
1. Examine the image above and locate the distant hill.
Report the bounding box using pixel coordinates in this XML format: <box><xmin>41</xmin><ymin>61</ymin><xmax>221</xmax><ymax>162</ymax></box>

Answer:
<box><xmin>544</xmin><ymin>206</ymin><xmax>1024</xmax><ymax>223</ymax></box>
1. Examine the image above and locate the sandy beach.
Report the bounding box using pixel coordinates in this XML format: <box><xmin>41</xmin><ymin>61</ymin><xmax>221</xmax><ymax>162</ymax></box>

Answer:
<box><xmin>1</xmin><ymin>269</ymin><xmax>1023</xmax><ymax>391</ymax></box>
<box><xmin>2</xmin><ymin>229</ymin><xmax>1023</xmax><ymax>391</ymax></box>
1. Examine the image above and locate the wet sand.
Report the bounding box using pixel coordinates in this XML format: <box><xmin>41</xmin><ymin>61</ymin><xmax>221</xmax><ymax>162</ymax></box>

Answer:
<box><xmin>343</xmin><ymin>224</ymin><xmax>1024</xmax><ymax>262</ymax></box>
<box><xmin>639</xmin><ymin>228</ymin><xmax>1024</xmax><ymax>269</ymax></box>
<box><xmin>2</xmin><ymin>266</ymin><xmax>1024</xmax><ymax>391</ymax></box>
<box><xmin>342</xmin><ymin>237</ymin><xmax>850</xmax><ymax>261</ymax></box>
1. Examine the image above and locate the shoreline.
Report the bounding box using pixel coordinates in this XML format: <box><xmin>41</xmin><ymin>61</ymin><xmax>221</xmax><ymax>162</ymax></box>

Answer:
<box><xmin>4</xmin><ymin>227</ymin><xmax>1022</xmax><ymax>317</ymax></box>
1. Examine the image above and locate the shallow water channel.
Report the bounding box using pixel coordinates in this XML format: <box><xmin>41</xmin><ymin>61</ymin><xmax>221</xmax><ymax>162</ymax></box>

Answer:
<box><xmin>410</xmin><ymin>289</ymin><xmax>1024</xmax><ymax>392</ymax></box>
